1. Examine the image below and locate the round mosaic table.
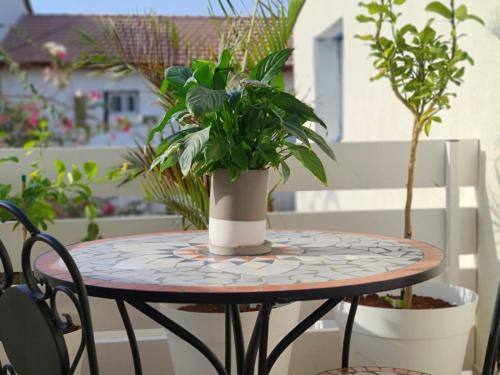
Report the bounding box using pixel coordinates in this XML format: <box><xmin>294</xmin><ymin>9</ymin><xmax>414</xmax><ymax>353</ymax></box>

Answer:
<box><xmin>35</xmin><ymin>230</ymin><xmax>444</xmax><ymax>375</ymax></box>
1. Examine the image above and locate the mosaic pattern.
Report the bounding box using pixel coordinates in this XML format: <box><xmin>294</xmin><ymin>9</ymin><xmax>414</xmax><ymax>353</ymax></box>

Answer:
<box><xmin>317</xmin><ymin>367</ymin><xmax>429</xmax><ymax>375</ymax></box>
<box><xmin>52</xmin><ymin>231</ymin><xmax>426</xmax><ymax>289</ymax></box>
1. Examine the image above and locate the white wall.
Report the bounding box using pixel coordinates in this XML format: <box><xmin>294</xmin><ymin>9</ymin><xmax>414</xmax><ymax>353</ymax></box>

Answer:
<box><xmin>0</xmin><ymin>0</ymin><xmax>28</xmax><ymax>42</ymax></box>
<box><xmin>294</xmin><ymin>1</ymin><xmax>500</xmax><ymax>371</ymax></box>
<box><xmin>0</xmin><ymin>69</ymin><xmax>166</xmax><ymax>144</ymax></box>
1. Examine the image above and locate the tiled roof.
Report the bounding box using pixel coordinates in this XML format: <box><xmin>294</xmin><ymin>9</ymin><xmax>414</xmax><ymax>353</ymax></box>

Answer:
<box><xmin>1</xmin><ymin>14</ymin><xmax>293</xmax><ymax>68</ymax></box>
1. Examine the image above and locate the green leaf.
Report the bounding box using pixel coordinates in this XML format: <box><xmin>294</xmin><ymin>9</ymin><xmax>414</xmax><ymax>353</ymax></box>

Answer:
<box><xmin>281</xmin><ymin>161</ymin><xmax>290</xmax><ymax>183</ymax></box>
<box><xmin>55</xmin><ymin>160</ymin><xmax>66</xmax><ymax>174</ymax></box>
<box><xmin>425</xmin><ymin>2</ymin><xmax>452</xmax><ymax>19</ymax></box>
<box><xmin>193</xmin><ymin>64</ymin><xmax>213</xmax><ymax>87</ymax></box>
<box><xmin>282</xmin><ymin>115</ymin><xmax>310</xmax><ymax>146</ymax></box>
<box><xmin>165</xmin><ymin>66</ymin><xmax>193</xmax><ymax>87</ymax></box>
<box><xmin>250</xmin><ymin>48</ymin><xmax>293</xmax><ymax>84</ymax></box>
<box><xmin>186</xmin><ymin>85</ymin><xmax>227</xmax><ymax>117</ymax></box>
<box><xmin>287</xmin><ymin>0</ymin><xmax>306</xmax><ymax>35</ymax></box>
<box><xmin>213</xmin><ymin>49</ymin><xmax>232</xmax><ymax>90</ymax></box>
<box><xmin>71</xmin><ymin>165</ymin><xmax>83</xmax><ymax>182</ymax></box>
<box><xmin>287</xmin><ymin>143</ymin><xmax>327</xmax><ymax>184</ymax></box>
<box><xmin>160</xmin><ymin>79</ymin><xmax>169</xmax><ymax>95</ymax></box>
<box><xmin>156</xmin><ymin>125</ymin><xmax>200</xmax><ymax>155</ymax></box>
<box><xmin>424</xmin><ymin>120</ymin><xmax>432</xmax><ymax>136</ymax></box>
<box><xmin>466</xmin><ymin>14</ymin><xmax>485</xmax><ymax>25</ymax></box>
<box><xmin>455</xmin><ymin>4</ymin><xmax>467</xmax><ymax>21</ymax></box>
<box><xmin>84</xmin><ymin>161</ymin><xmax>98</xmax><ymax>180</ymax></box>
<box><xmin>204</xmin><ymin>139</ymin><xmax>227</xmax><ymax>162</ymax></box>
<box><xmin>85</xmin><ymin>222</ymin><xmax>100</xmax><ymax>241</ymax></box>
<box><xmin>0</xmin><ymin>156</ymin><xmax>19</xmax><ymax>164</ymax></box>
<box><xmin>271</xmin><ymin>92</ymin><xmax>327</xmax><ymax>129</ymax></box>
<box><xmin>179</xmin><ymin>127</ymin><xmax>211</xmax><ymax>175</ymax></box>
<box><xmin>85</xmin><ymin>204</ymin><xmax>97</xmax><ymax>221</ymax></box>
<box><xmin>394</xmin><ymin>0</ymin><xmax>406</xmax><ymax>4</ymax></box>
<box><xmin>147</xmin><ymin>106</ymin><xmax>188</xmax><ymax>143</ymax></box>
<box><xmin>303</xmin><ymin>127</ymin><xmax>336</xmax><ymax>161</ymax></box>
<box><xmin>160</xmin><ymin>154</ymin><xmax>178</xmax><ymax>172</ymax></box>
<box><xmin>356</xmin><ymin>14</ymin><xmax>375</xmax><ymax>23</ymax></box>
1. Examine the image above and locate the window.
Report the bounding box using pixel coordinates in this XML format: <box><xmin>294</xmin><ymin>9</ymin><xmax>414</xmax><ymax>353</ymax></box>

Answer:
<box><xmin>104</xmin><ymin>90</ymin><xmax>139</xmax><ymax>123</ymax></box>
<box><xmin>314</xmin><ymin>19</ymin><xmax>344</xmax><ymax>142</ymax></box>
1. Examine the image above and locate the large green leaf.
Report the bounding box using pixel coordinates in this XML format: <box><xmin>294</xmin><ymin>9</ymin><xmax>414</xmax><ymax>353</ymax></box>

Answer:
<box><xmin>186</xmin><ymin>85</ymin><xmax>227</xmax><ymax>117</ymax></box>
<box><xmin>271</xmin><ymin>91</ymin><xmax>327</xmax><ymax>129</ymax></box>
<box><xmin>179</xmin><ymin>127</ymin><xmax>211</xmax><ymax>175</ymax></box>
<box><xmin>165</xmin><ymin>66</ymin><xmax>193</xmax><ymax>87</ymax></box>
<box><xmin>250</xmin><ymin>48</ymin><xmax>293</xmax><ymax>84</ymax></box>
<box><xmin>287</xmin><ymin>143</ymin><xmax>327</xmax><ymax>184</ymax></box>
<box><xmin>303</xmin><ymin>127</ymin><xmax>336</xmax><ymax>161</ymax></box>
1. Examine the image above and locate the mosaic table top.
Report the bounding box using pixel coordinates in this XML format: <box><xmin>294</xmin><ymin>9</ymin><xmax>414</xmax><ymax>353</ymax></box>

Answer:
<box><xmin>35</xmin><ymin>231</ymin><xmax>443</xmax><ymax>303</ymax></box>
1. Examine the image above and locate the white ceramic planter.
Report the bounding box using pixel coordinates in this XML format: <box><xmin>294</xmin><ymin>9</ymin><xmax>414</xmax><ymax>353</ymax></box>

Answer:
<box><xmin>335</xmin><ymin>282</ymin><xmax>478</xmax><ymax>375</ymax></box>
<box><xmin>160</xmin><ymin>302</ymin><xmax>301</xmax><ymax>375</ymax></box>
<box><xmin>209</xmin><ymin>169</ymin><xmax>270</xmax><ymax>255</ymax></box>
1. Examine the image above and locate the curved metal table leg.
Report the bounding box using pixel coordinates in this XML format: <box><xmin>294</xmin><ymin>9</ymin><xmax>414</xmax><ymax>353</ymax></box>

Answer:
<box><xmin>258</xmin><ymin>303</ymin><xmax>272</xmax><ymax>375</ymax></box>
<box><xmin>116</xmin><ymin>299</ymin><xmax>143</xmax><ymax>375</ymax></box>
<box><xmin>225</xmin><ymin>305</ymin><xmax>232</xmax><ymax>374</ymax></box>
<box><xmin>342</xmin><ymin>296</ymin><xmax>360</xmax><ymax>368</ymax></box>
<box><xmin>243</xmin><ymin>309</ymin><xmax>262</xmax><ymax>375</ymax></box>
<box><xmin>267</xmin><ymin>298</ymin><xmax>343</xmax><ymax>372</ymax></box>
<box><xmin>127</xmin><ymin>300</ymin><xmax>228</xmax><ymax>375</ymax></box>
<box><xmin>230</xmin><ymin>304</ymin><xmax>245</xmax><ymax>375</ymax></box>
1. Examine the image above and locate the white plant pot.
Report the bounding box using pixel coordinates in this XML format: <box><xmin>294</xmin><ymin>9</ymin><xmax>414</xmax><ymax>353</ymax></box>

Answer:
<box><xmin>335</xmin><ymin>282</ymin><xmax>478</xmax><ymax>375</ymax></box>
<box><xmin>160</xmin><ymin>302</ymin><xmax>301</xmax><ymax>375</ymax></box>
<box><xmin>209</xmin><ymin>169</ymin><xmax>270</xmax><ymax>255</ymax></box>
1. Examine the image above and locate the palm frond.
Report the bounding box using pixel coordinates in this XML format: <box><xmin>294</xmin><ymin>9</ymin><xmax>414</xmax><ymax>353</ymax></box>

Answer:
<box><xmin>119</xmin><ymin>143</ymin><xmax>209</xmax><ymax>230</ymax></box>
<box><xmin>76</xmin><ymin>14</ymin><xmax>191</xmax><ymax>93</ymax></box>
<box><xmin>215</xmin><ymin>0</ymin><xmax>305</xmax><ymax>72</ymax></box>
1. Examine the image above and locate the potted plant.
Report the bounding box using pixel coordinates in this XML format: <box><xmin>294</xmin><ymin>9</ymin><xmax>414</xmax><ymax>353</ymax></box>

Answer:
<box><xmin>149</xmin><ymin>46</ymin><xmax>334</xmax><ymax>371</ymax></box>
<box><xmin>336</xmin><ymin>1</ymin><xmax>483</xmax><ymax>373</ymax></box>
<box><xmin>149</xmin><ymin>47</ymin><xmax>335</xmax><ymax>255</ymax></box>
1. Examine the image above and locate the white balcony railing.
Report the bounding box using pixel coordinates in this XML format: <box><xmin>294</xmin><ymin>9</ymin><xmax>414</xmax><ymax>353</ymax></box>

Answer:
<box><xmin>0</xmin><ymin>139</ymin><xmax>480</xmax><ymax>374</ymax></box>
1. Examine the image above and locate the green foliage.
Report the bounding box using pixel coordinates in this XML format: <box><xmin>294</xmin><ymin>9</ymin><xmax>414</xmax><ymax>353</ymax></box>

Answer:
<box><xmin>149</xmin><ymin>49</ymin><xmax>335</xmax><ymax>183</ymax></box>
<box><xmin>0</xmin><ymin>159</ymin><xmax>100</xmax><ymax>239</ymax></box>
<box><xmin>357</xmin><ymin>0</ymin><xmax>483</xmax><ymax>136</ymax></box>
<box><xmin>357</xmin><ymin>0</ymin><xmax>482</xmax><ymax>308</ymax></box>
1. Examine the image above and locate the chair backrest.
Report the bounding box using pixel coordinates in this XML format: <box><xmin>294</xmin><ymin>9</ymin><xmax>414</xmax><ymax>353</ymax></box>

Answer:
<box><xmin>483</xmin><ymin>282</ymin><xmax>500</xmax><ymax>375</ymax></box>
<box><xmin>0</xmin><ymin>200</ymin><xmax>99</xmax><ymax>375</ymax></box>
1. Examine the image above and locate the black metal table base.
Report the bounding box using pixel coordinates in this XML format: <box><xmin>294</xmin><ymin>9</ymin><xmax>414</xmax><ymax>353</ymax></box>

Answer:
<box><xmin>118</xmin><ymin>297</ymin><xmax>359</xmax><ymax>375</ymax></box>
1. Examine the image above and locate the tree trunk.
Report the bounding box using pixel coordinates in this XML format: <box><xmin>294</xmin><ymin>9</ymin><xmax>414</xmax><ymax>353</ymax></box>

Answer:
<box><xmin>402</xmin><ymin>115</ymin><xmax>422</xmax><ymax>309</ymax></box>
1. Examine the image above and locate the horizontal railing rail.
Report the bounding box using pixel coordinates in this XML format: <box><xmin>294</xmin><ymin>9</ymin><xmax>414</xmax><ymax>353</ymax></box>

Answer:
<box><xmin>0</xmin><ymin>139</ymin><xmax>479</xmax><ymax>197</ymax></box>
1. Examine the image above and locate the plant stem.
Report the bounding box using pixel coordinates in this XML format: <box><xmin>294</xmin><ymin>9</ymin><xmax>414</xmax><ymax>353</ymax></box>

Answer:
<box><xmin>402</xmin><ymin>115</ymin><xmax>422</xmax><ymax>309</ymax></box>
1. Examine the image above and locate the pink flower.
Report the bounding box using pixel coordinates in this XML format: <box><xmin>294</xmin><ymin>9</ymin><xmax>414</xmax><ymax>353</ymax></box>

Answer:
<box><xmin>110</xmin><ymin>133</ymin><xmax>117</xmax><ymax>141</ymax></box>
<box><xmin>101</xmin><ymin>202</ymin><xmax>115</xmax><ymax>216</ymax></box>
<box><xmin>122</xmin><ymin>124</ymin><xmax>131</xmax><ymax>133</ymax></box>
<box><xmin>88</xmin><ymin>90</ymin><xmax>101</xmax><ymax>101</ymax></box>
<box><xmin>28</xmin><ymin>110</ymin><xmax>40</xmax><ymax>126</ymax></box>
<box><xmin>56</xmin><ymin>50</ymin><xmax>67</xmax><ymax>60</ymax></box>
<box><xmin>0</xmin><ymin>114</ymin><xmax>9</xmax><ymax>124</ymax></box>
<box><xmin>62</xmin><ymin>116</ymin><xmax>73</xmax><ymax>130</ymax></box>
<box><xmin>115</xmin><ymin>115</ymin><xmax>122</xmax><ymax>123</ymax></box>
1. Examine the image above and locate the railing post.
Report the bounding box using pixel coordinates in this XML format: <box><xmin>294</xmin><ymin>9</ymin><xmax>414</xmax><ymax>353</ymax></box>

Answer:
<box><xmin>445</xmin><ymin>140</ymin><xmax>460</xmax><ymax>285</ymax></box>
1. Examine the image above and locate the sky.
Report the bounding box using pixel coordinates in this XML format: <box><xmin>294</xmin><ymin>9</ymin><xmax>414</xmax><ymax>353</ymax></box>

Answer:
<box><xmin>31</xmin><ymin>0</ymin><xmax>253</xmax><ymax>16</ymax></box>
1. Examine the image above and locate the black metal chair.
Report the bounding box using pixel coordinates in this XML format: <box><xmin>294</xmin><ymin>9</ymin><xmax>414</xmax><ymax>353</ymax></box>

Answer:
<box><xmin>318</xmin><ymin>283</ymin><xmax>500</xmax><ymax>375</ymax></box>
<box><xmin>0</xmin><ymin>200</ymin><xmax>99</xmax><ymax>375</ymax></box>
